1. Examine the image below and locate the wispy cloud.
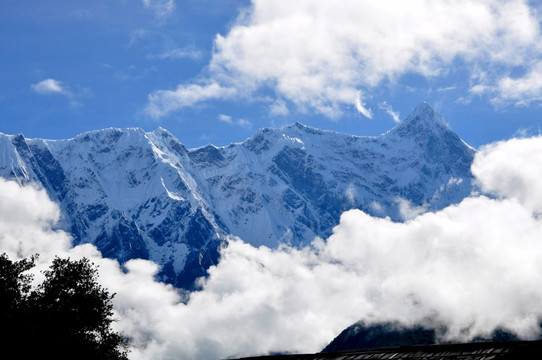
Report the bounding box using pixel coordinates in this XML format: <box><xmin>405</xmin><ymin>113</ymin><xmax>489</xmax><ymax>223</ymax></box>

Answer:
<box><xmin>218</xmin><ymin>113</ymin><xmax>233</xmax><ymax>124</ymax></box>
<box><xmin>31</xmin><ymin>78</ymin><xmax>82</xmax><ymax>106</ymax></box>
<box><xmin>494</xmin><ymin>61</ymin><xmax>542</xmax><ymax>106</ymax></box>
<box><xmin>146</xmin><ymin>82</ymin><xmax>237</xmax><ymax>119</ymax></box>
<box><xmin>149</xmin><ymin>46</ymin><xmax>203</xmax><ymax>61</ymax></box>
<box><xmin>464</xmin><ymin>61</ymin><xmax>542</xmax><ymax>107</ymax></box>
<box><xmin>355</xmin><ymin>93</ymin><xmax>373</xmax><ymax>119</ymax></box>
<box><xmin>237</xmin><ymin>118</ymin><xmax>252</xmax><ymax>129</ymax></box>
<box><xmin>378</xmin><ymin>101</ymin><xmax>400</xmax><ymax>123</ymax></box>
<box><xmin>218</xmin><ymin>114</ymin><xmax>252</xmax><ymax>129</ymax></box>
<box><xmin>437</xmin><ymin>86</ymin><xmax>457</xmax><ymax>92</ymax></box>
<box><xmin>141</xmin><ymin>0</ymin><xmax>175</xmax><ymax>19</ymax></box>
<box><xmin>127</xmin><ymin>29</ymin><xmax>147</xmax><ymax>47</ymax></box>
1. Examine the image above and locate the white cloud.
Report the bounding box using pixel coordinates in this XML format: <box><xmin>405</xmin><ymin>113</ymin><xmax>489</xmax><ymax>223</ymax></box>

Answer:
<box><xmin>151</xmin><ymin>47</ymin><xmax>202</xmax><ymax>60</ymax></box>
<box><xmin>4</xmin><ymin>136</ymin><xmax>542</xmax><ymax>359</ymax></box>
<box><xmin>0</xmin><ymin>179</ymin><xmax>70</xmax><ymax>261</ymax></box>
<box><xmin>345</xmin><ymin>183</ymin><xmax>357</xmax><ymax>206</ymax></box>
<box><xmin>437</xmin><ymin>86</ymin><xmax>457</xmax><ymax>93</ymax></box>
<box><xmin>218</xmin><ymin>114</ymin><xmax>253</xmax><ymax>129</ymax></box>
<box><xmin>472</xmin><ymin>136</ymin><xmax>542</xmax><ymax>214</ymax></box>
<box><xmin>466</xmin><ymin>61</ymin><xmax>542</xmax><ymax>106</ymax></box>
<box><xmin>31</xmin><ymin>78</ymin><xmax>84</xmax><ymax>107</ymax></box>
<box><xmin>355</xmin><ymin>93</ymin><xmax>373</xmax><ymax>119</ymax></box>
<box><xmin>31</xmin><ymin>79</ymin><xmax>68</xmax><ymax>95</ymax></box>
<box><xmin>379</xmin><ymin>101</ymin><xmax>401</xmax><ymax>123</ymax></box>
<box><xmin>269</xmin><ymin>99</ymin><xmax>289</xmax><ymax>117</ymax></box>
<box><xmin>146</xmin><ymin>0</ymin><xmax>542</xmax><ymax>119</ymax></box>
<box><xmin>237</xmin><ymin>118</ymin><xmax>252</xmax><ymax>129</ymax></box>
<box><xmin>218</xmin><ymin>114</ymin><xmax>233</xmax><ymax>124</ymax></box>
<box><xmin>395</xmin><ymin>197</ymin><xmax>429</xmax><ymax>220</ymax></box>
<box><xmin>494</xmin><ymin>61</ymin><xmax>542</xmax><ymax>106</ymax></box>
<box><xmin>146</xmin><ymin>82</ymin><xmax>237</xmax><ymax>119</ymax></box>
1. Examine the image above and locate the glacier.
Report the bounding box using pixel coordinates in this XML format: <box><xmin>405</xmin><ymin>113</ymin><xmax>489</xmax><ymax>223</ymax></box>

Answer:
<box><xmin>0</xmin><ymin>103</ymin><xmax>475</xmax><ymax>288</ymax></box>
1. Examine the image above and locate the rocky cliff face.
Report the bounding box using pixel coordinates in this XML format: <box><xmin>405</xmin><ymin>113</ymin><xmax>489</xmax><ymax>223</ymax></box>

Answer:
<box><xmin>0</xmin><ymin>103</ymin><xmax>475</xmax><ymax>288</ymax></box>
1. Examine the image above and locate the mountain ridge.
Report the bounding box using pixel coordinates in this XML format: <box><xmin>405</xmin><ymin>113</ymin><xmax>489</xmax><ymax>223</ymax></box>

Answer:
<box><xmin>0</xmin><ymin>103</ymin><xmax>475</xmax><ymax>288</ymax></box>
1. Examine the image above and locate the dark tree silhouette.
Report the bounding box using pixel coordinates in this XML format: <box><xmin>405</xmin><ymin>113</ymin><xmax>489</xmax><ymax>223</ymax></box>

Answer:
<box><xmin>0</xmin><ymin>253</ymin><xmax>129</xmax><ymax>360</ymax></box>
<box><xmin>0</xmin><ymin>253</ymin><xmax>36</xmax><ymax>350</ymax></box>
<box><xmin>0</xmin><ymin>253</ymin><xmax>35</xmax><ymax>317</ymax></box>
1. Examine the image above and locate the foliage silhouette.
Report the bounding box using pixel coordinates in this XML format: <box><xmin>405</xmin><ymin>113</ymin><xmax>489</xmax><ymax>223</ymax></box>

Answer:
<box><xmin>0</xmin><ymin>253</ymin><xmax>129</xmax><ymax>360</ymax></box>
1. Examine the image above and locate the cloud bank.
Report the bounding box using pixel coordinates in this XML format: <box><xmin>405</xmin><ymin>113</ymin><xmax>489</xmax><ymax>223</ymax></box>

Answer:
<box><xmin>2</xmin><ymin>135</ymin><xmax>542</xmax><ymax>359</ymax></box>
<box><xmin>146</xmin><ymin>0</ymin><xmax>542</xmax><ymax>119</ymax></box>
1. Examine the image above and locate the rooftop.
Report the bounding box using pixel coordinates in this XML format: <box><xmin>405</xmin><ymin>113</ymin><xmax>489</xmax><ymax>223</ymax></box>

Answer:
<box><xmin>234</xmin><ymin>340</ymin><xmax>542</xmax><ymax>360</ymax></box>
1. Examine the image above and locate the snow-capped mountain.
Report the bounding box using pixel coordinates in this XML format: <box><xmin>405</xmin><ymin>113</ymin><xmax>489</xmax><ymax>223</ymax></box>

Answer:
<box><xmin>0</xmin><ymin>103</ymin><xmax>475</xmax><ymax>288</ymax></box>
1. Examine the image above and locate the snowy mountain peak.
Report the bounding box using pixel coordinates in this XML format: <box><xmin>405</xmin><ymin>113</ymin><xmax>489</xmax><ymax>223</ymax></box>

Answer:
<box><xmin>73</xmin><ymin>126</ymin><xmax>145</xmax><ymax>140</ymax></box>
<box><xmin>242</xmin><ymin>121</ymin><xmax>357</xmax><ymax>157</ymax></box>
<box><xmin>400</xmin><ymin>102</ymin><xmax>448</xmax><ymax>130</ymax></box>
<box><xmin>248</xmin><ymin>122</ymin><xmax>324</xmax><ymax>142</ymax></box>
<box><xmin>0</xmin><ymin>104</ymin><xmax>476</xmax><ymax>288</ymax></box>
<box><xmin>151</xmin><ymin>126</ymin><xmax>175</xmax><ymax>139</ymax></box>
<box><xmin>388</xmin><ymin>103</ymin><xmax>453</xmax><ymax>142</ymax></box>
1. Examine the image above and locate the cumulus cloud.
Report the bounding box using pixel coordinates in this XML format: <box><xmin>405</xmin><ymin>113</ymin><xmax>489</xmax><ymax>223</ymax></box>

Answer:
<box><xmin>0</xmin><ymin>179</ymin><xmax>70</xmax><ymax>261</ymax></box>
<box><xmin>146</xmin><ymin>0</ymin><xmax>542</xmax><ymax>119</ymax></box>
<box><xmin>4</xmin><ymin>136</ymin><xmax>542</xmax><ymax>359</ymax></box>
<box><xmin>472</xmin><ymin>136</ymin><xmax>542</xmax><ymax>213</ymax></box>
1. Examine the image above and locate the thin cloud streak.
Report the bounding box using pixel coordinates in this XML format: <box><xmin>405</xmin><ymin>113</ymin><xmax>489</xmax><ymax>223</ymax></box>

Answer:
<box><xmin>379</xmin><ymin>101</ymin><xmax>401</xmax><ymax>123</ymax></box>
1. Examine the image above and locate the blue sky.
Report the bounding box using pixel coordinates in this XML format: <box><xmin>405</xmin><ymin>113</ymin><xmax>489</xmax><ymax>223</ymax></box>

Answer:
<box><xmin>1</xmin><ymin>0</ymin><xmax>542</xmax><ymax>149</ymax></box>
